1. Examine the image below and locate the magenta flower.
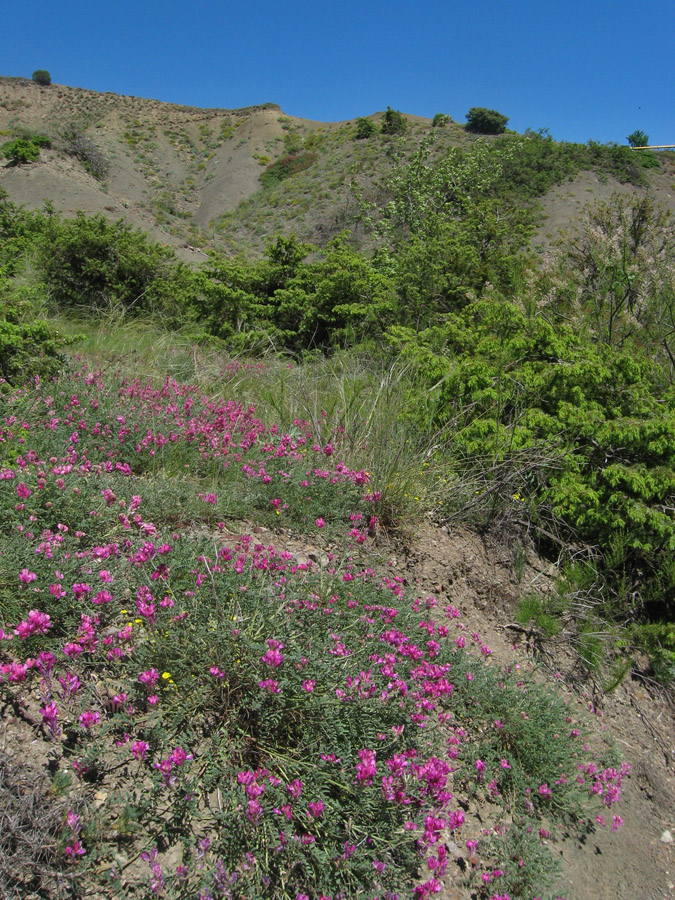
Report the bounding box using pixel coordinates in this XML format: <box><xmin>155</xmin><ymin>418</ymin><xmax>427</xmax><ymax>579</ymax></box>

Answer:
<box><xmin>131</xmin><ymin>740</ymin><xmax>150</xmax><ymax>759</ymax></box>
<box><xmin>19</xmin><ymin>568</ymin><xmax>37</xmax><ymax>584</ymax></box>
<box><xmin>261</xmin><ymin>648</ymin><xmax>284</xmax><ymax>667</ymax></box>
<box><xmin>307</xmin><ymin>800</ymin><xmax>325</xmax><ymax>819</ymax></box>
<box><xmin>258</xmin><ymin>678</ymin><xmax>280</xmax><ymax>693</ymax></box>
<box><xmin>170</xmin><ymin>746</ymin><xmax>193</xmax><ymax>767</ymax></box>
<box><xmin>302</xmin><ymin>679</ymin><xmax>315</xmax><ymax>692</ymax></box>
<box><xmin>139</xmin><ymin>668</ymin><xmax>160</xmax><ymax>687</ymax></box>
<box><xmin>65</xmin><ymin>841</ymin><xmax>86</xmax><ymax>860</ymax></box>
<box><xmin>355</xmin><ymin>748</ymin><xmax>377</xmax><ymax>785</ymax></box>
<box><xmin>16</xmin><ymin>482</ymin><xmax>32</xmax><ymax>499</ymax></box>
<box><xmin>78</xmin><ymin>710</ymin><xmax>100</xmax><ymax>729</ymax></box>
<box><xmin>287</xmin><ymin>778</ymin><xmax>303</xmax><ymax>799</ymax></box>
<box><xmin>246</xmin><ymin>799</ymin><xmax>263</xmax><ymax>822</ymax></box>
<box><xmin>14</xmin><ymin>609</ymin><xmax>51</xmax><ymax>640</ymax></box>
<box><xmin>40</xmin><ymin>702</ymin><xmax>60</xmax><ymax>738</ymax></box>
<box><xmin>315</xmin><ymin>518</ymin><xmax>326</xmax><ymax>528</ymax></box>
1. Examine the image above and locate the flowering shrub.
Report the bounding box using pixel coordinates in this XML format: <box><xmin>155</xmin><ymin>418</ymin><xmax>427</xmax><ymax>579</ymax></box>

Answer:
<box><xmin>0</xmin><ymin>367</ymin><xmax>625</xmax><ymax>899</ymax></box>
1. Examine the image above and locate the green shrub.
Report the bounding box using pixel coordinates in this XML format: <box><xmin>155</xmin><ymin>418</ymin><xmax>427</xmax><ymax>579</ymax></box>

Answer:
<box><xmin>626</xmin><ymin>129</ymin><xmax>649</xmax><ymax>148</ymax></box>
<box><xmin>31</xmin><ymin>69</ymin><xmax>51</xmax><ymax>86</ymax></box>
<box><xmin>355</xmin><ymin>117</ymin><xmax>376</xmax><ymax>139</ymax></box>
<box><xmin>465</xmin><ymin>107</ymin><xmax>509</xmax><ymax>134</ymax></box>
<box><xmin>1</xmin><ymin>138</ymin><xmax>41</xmax><ymax>165</ymax></box>
<box><xmin>35</xmin><ymin>213</ymin><xmax>194</xmax><ymax>319</ymax></box>
<box><xmin>381</xmin><ymin>106</ymin><xmax>407</xmax><ymax>136</ymax></box>
<box><xmin>432</xmin><ymin>113</ymin><xmax>450</xmax><ymax>127</ymax></box>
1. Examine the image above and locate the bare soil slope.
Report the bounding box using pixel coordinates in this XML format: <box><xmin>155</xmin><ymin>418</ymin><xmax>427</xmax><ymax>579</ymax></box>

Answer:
<box><xmin>399</xmin><ymin>523</ymin><xmax>675</xmax><ymax>900</ymax></box>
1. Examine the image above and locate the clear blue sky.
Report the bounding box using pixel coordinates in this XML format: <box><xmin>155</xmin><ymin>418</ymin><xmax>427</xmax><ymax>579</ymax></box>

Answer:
<box><xmin>3</xmin><ymin>0</ymin><xmax>673</xmax><ymax>145</ymax></box>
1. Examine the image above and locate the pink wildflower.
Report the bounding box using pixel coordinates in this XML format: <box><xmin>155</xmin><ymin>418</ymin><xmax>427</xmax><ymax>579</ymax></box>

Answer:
<box><xmin>355</xmin><ymin>748</ymin><xmax>377</xmax><ymax>785</ymax></box>
<box><xmin>78</xmin><ymin>710</ymin><xmax>100</xmax><ymax>729</ymax></box>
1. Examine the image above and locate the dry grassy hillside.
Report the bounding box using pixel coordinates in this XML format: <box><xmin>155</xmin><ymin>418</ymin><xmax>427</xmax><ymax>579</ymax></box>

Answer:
<box><xmin>2</xmin><ymin>75</ymin><xmax>675</xmax><ymax>261</ymax></box>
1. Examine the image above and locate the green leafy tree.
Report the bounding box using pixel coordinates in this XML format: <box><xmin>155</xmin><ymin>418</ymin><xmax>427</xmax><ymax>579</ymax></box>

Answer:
<box><xmin>31</xmin><ymin>69</ymin><xmax>51</xmax><ymax>86</ymax></box>
<box><xmin>381</xmin><ymin>106</ymin><xmax>407</xmax><ymax>136</ymax></box>
<box><xmin>465</xmin><ymin>107</ymin><xmax>509</xmax><ymax>135</ymax></box>
<box><xmin>626</xmin><ymin>129</ymin><xmax>650</xmax><ymax>148</ymax></box>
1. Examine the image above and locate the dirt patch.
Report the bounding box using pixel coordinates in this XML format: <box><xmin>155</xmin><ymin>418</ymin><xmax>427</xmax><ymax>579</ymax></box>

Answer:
<box><xmin>398</xmin><ymin>522</ymin><xmax>675</xmax><ymax>900</ymax></box>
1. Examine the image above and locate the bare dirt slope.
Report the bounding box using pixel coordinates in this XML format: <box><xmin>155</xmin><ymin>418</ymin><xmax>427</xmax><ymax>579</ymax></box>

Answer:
<box><xmin>533</xmin><ymin>163</ymin><xmax>675</xmax><ymax>253</ymax></box>
<box><xmin>400</xmin><ymin>523</ymin><xmax>675</xmax><ymax>900</ymax></box>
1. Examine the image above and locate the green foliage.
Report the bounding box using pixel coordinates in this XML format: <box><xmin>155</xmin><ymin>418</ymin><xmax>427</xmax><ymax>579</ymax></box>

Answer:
<box><xmin>627</xmin><ymin>129</ymin><xmax>650</xmax><ymax>147</ymax></box>
<box><xmin>35</xmin><ymin>213</ymin><xmax>195</xmax><ymax>319</ymax></box>
<box><xmin>354</xmin><ymin>117</ymin><xmax>376</xmax><ymax>139</ymax></box>
<box><xmin>557</xmin><ymin>193</ymin><xmax>675</xmax><ymax>377</ymax></box>
<box><xmin>0</xmin><ymin>314</ymin><xmax>73</xmax><ymax>384</ymax></box>
<box><xmin>260</xmin><ymin>151</ymin><xmax>318</xmax><ymax>188</ymax></box>
<box><xmin>193</xmin><ymin>234</ymin><xmax>398</xmax><ymax>352</ymax></box>
<box><xmin>586</xmin><ymin>140</ymin><xmax>654</xmax><ymax>182</ymax></box>
<box><xmin>465</xmin><ymin>106</ymin><xmax>509</xmax><ymax>134</ymax></box>
<box><xmin>432</xmin><ymin>113</ymin><xmax>450</xmax><ymax>127</ymax></box>
<box><xmin>0</xmin><ymin>190</ymin><xmax>44</xmax><ymax>276</ymax></box>
<box><xmin>389</xmin><ymin>283</ymin><xmax>675</xmax><ymax>621</ymax></box>
<box><xmin>1</xmin><ymin>138</ymin><xmax>41</xmax><ymax>165</ymax></box>
<box><xmin>381</xmin><ymin>106</ymin><xmax>407</xmax><ymax>136</ymax></box>
<box><xmin>31</xmin><ymin>69</ymin><xmax>51</xmax><ymax>86</ymax></box>
<box><xmin>371</xmin><ymin>137</ymin><xmax>531</xmax><ymax>314</ymax></box>
<box><xmin>516</xmin><ymin>593</ymin><xmax>562</xmax><ymax>636</ymax></box>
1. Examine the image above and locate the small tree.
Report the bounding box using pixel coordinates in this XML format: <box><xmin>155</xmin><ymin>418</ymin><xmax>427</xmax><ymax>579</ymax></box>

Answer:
<box><xmin>465</xmin><ymin>107</ymin><xmax>509</xmax><ymax>135</ymax></box>
<box><xmin>432</xmin><ymin>113</ymin><xmax>450</xmax><ymax>128</ymax></box>
<box><xmin>381</xmin><ymin>107</ymin><xmax>407</xmax><ymax>136</ymax></box>
<box><xmin>355</xmin><ymin>117</ymin><xmax>376</xmax><ymax>139</ymax></box>
<box><xmin>627</xmin><ymin>129</ymin><xmax>650</xmax><ymax>148</ymax></box>
<box><xmin>31</xmin><ymin>70</ymin><xmax>51</xmax><ymax>86</ymax></box>
<box><xmin>1</xmin><ymin>139</ymin><xmax>41</xmax><ymax>165</ymax></box>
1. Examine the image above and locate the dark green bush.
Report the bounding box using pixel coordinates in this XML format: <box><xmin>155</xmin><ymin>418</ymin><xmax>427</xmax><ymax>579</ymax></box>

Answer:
<box><xmin>31</xmin><ymin>69</ymin><xmax>51</xmax><ymax>86</ymax></box>
<box><xmin>465</xmin><ymin>107</ymin><xmax>509</xmax><ymax>134</ymax></box>
<box><xmin>35</xmin><ymin>213</ymin><xmax>194</xmax><ymax>319</ymax></box>
<box><xmin>626</xmin><ymin>129</ymin><xmax>649</xmax><ymax>148</ymax></box>
<box><xmin>432</xmin><ymin>112</ymin><xmax>450</xmax><ymax>127</ymax></box>
<box><xmin>381</xmin><ymin>106</ymin><xmax>407</xmax><ymax>135</ymax></box>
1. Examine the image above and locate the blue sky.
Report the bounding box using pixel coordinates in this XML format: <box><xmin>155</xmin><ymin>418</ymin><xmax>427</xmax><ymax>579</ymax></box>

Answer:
<box><xmin>4</xmin><ymin>0</ymin><xmax>673</xmax><ymax>145</ymax></box>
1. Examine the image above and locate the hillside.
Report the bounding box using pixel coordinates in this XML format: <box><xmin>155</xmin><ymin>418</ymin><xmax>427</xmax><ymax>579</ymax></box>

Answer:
<box><xmin>3</xmin><ymin>76</ymin><xmax>675</xmax><ymax>259</ymax></box>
